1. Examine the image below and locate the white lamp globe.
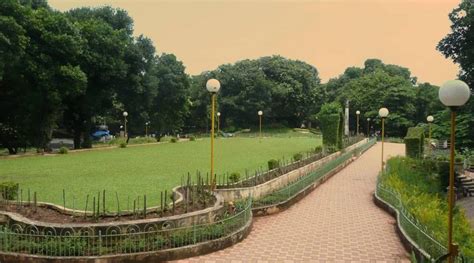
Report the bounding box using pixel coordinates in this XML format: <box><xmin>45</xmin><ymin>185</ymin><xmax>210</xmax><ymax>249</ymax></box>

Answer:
<box><xmin>217</xmin><ymin>112</ymin><xmax>221</xmax><ymax>117</ymax></box>
<box><xmin>427</xmin><ymin>115</ymin><xmax>434</xmax><ymax>123</ymax></box>
<box><xmin>378</xmin><ymin>108</ymin><xmax>389</xmax><ymax>118</ymax></box>
<box><xmin>258</xmin><ymin>110</ymin><xmax>263</xmax><ymax>116</ymax></box>
<box><xmin>123</xmin><ymin>111</ymin><xmax>128</xmax><ymax>117</ymax></box>
<box><xmin>206</xmin><ymin>79</ymin><xmax>221</xmax><ymax>93</ymax></box>
<box><xmin>356</xmin><ymin>110</ymin><xmax>360</xmax><ymax>115</ymax></box>
<box><xmin>439</xmin><ymin>80</ymin><xmax>470</xmax><ymax>107</ymax></box>
<box><xmin>367</xmin><ymin>118</ymin><xmax>371</xmax><ymax>121</ymax></box>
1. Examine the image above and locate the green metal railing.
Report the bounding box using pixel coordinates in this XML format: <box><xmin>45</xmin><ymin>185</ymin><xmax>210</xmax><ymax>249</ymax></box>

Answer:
<box><xmin>0</xmin><ymin>199</ymin><xmax>252</xmax><ymax>257</ymax></box>
<box><xmin>375</xmin><ymin>184</ymin><xmax>447</xmax><ymax>261</ymax></box>
<box><xmin>253</xmin><ymin>138</ymin><xmax>376</xmax><ymax>208</ymax></box>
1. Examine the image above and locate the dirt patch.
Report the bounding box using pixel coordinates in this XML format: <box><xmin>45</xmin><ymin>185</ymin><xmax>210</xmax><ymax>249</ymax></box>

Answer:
<box><xmin>0</xmin><ymin>195</ymin><xmax>216</xmax><ymax>224</ymax></box>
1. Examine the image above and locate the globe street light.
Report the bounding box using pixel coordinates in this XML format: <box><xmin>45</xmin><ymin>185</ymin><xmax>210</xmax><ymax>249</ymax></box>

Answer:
<box><xmin>145</xmin><ymin>121</ymin><xmax>151</xmax><ymax>137</ymax></box>
<box><xmin>427</xmin><ymin>116</ymin><xmax>434</xmax><ymax>156</ymax></box>
<box><xmin>123</xmin><ymin>111</ymin><xmax>128</xmax><ymax>138</ymax></box>
<box><xmin>206</xmin><ymin>79</ymin><xmax>221</xmax><ymax>191</ymax></box>
<box><xmin>439</xmin><ymin>80</ymin><xmax>471</xmax><ymax>263</ymax></box>
<box><xmin>356</xmin><ymin>110</ymin><xmax>360</xmax><ymax>136</ymax></box>
<box><xmin>367</xmin><ymin>118</ymin><xmax>371</xmax><ymax>137</ymax></box>
<box><xmin>378</xmin><ymin>107</ymin><xmax>389</xmax><ymax>172</ymax></box>
<box><xmin>217</xmin><ymin>112</ymin><xmax>221</xmax><ymax>137</ymax></box>
<box><xmin>258</xmin><ymin>110</ymin><xmax>263</xmax><ymax>140</ymax></box>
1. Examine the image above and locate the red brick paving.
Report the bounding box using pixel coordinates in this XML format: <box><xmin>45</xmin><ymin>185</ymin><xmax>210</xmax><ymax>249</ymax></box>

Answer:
<box><xmin>176</xmin><ymin>143</ymin><xmax>410</xmax><ymax>262</ymax></box>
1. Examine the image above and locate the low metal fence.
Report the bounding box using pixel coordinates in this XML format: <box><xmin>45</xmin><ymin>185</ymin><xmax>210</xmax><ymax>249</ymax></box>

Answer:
<box><xmin>0</xmin><ymin>198</ymin><xmax>252</xmax><ymax>257</ymax></box>
<box><xmin>253</xmin><ymin>138</ymin><xmax>376</xmax><ymax>208</ymax></box>
<box><xmin>376</xmin><ymin>183</ymin><xmax>473</xmax><ymax>262</ymax></box>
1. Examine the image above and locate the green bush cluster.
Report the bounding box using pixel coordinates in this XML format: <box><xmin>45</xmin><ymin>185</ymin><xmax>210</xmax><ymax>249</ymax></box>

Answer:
<box><xmin>381</xmin><ymin>157</ymin><xmax>474</xmax><ymax>256</ymax></box>
<box><xmin>267</xmin><ymin>159</ymin><xmax>280</xmax><ymax>170</ymax></box>
<box><xmin>58</xmin><ymin>147</ymin><xmax>68</xmax><ymax>154</ymax></box>
<box><xmin>317</xmin><ymin>102</ymin><xmax>343</xmax><ymax>150</ymax></box>
<box><xmin>170</xmin><ymin>138</ymin><xmax>178</xmax><ymax>143</ymax></box>
<box><xmin>313</xmin><ymin>145</ymin><xmax>323</xmax><ymax>154</ymax></box>
<box><xmin>189</xmin><ymin>136</ymin><xmax>196</xmax><ymax>141</ymax></box>
<box><xmin>404</xmin><ymin>127</ymin><xmax>425</xmax><ymax>158</ymax></box>
<box><xmin>293</xmin><ymin>153</ymin><xmax>303</xmax><ymax>162</ymax></box>
<box><xmin>0</xmin><ymin>181</ymin><xmax>18</xmax><ymax>200</ymax></box>
<box><xmin>119</xmin><ymin>142</ymin><xmax>127</xmax><ymax>148</ymax></box>
<box><xmin>229</xmin><ymin>172</ymin><xmax>241</xmax><ymax>183</ymax></box>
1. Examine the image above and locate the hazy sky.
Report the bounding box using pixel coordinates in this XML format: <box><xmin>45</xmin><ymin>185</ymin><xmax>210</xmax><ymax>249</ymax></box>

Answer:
<box><xmin>48</xmin><ymin>0</ymin><xmax>461</xmax><ymax>85</ymax></box>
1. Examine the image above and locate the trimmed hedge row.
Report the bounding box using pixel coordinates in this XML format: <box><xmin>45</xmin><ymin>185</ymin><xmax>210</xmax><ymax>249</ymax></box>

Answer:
<box><xmin>404</xmin><ymin>127</ymin><xmax>425</xmax><ymax>158</ymax></box>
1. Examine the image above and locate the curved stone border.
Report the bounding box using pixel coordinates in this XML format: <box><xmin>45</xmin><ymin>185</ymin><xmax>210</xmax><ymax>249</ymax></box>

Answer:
<box><xmin>0</xmin><ymin>188</ymin><xmax>225</xmax><ymax>234</ymax></box>
<box><xmin>216</xmin><ymin>139</ymin><xmax>369</xmax><ymax>201</ymax></box>
<box><xmin>0</xmin><ymin>211</ymin><xmax>252</xmax><ymax>263</ymax></box>
<box><xmin>253</xmin><ymin>155</ymin><xmax>356</xmax><ymax>216</ymax></box>
<box><xmin>373</xmin><ymin>190</ymin><xmax>433</xmax><ymax>262</ymax></box>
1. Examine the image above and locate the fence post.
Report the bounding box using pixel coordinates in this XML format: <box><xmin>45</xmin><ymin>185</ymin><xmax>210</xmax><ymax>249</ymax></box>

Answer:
<box><xmin>98</xmin><ymin>230</ymin><xmax>102</xmax><ymax>256</ymax></box>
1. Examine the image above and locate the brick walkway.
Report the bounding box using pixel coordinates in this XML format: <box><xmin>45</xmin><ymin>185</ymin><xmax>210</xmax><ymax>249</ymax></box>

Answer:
<box><xmin>177</xmin><ymin>142</ymin><xmax>409</xmax><ymax>262</ymax></box>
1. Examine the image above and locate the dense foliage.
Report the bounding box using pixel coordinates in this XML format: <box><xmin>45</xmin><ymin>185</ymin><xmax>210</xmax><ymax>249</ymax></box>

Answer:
<box><xmin>437</xmin><ymin>0</ymin><xmax>474</xmax><ymax>149</ymax></box>
<box><xmin>404</xmin><ymin>127</ymin><xmax>425</xmax><ymax>158</ymax></box>
<box><xmin>0</xmin><ymin>1</ymin><xmax>189</xmax><ymax>152</ymax></box>
<box><xmin>381</xmin><ymin>157</ymin><xmax>474</xmax><ymax>256</ymax></box>
<box><xmin>322</xmin><ymin>59</ymin><xmax>442</xmax><ymax>138</ymax></box>
<box><xmin>186</xmin><ymin>56</ymin><xmax>323</xmax><ymax>132</ymax></box>
<box><xmin>317</xmin><ymin>102</ymin><xmax>342</xmax><ymax>149</ymax></box>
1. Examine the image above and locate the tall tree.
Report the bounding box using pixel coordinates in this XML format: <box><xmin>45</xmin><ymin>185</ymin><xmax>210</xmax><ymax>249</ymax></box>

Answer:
<box><xmin>437</xmin><ymin>0</ymin><xmax>474</xmax><ymax>148</ymax></box>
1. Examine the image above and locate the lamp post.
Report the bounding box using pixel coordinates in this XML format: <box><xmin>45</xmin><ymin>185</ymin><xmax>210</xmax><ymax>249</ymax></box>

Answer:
<box><xmin>217</xmin><ymin>112</ymin><xmax>221</xmax><ymax>137</ymax></box>
<box><xmin>145</xmin><ymin>121</ymin><xmax>150</xmax><ymax>137</ymax></box>
<box><xmin>367</xmin><ymin>118</ymin><xmax>371</xmax><ymax>137</ymax></box>
<box><xmin>438</xmin><ymin>80</ymin><xmax>471</xmax><ymax>263</ymax></box>
<box><xmin>426</xmin><ymin>116</ymin><xmax>434</xmax><ymax>156</ymax></box>
<box><xmin>356</xmin><ymin>110</ymin><xmax>360</xmax><ymax>136</ymax></box>
<box><xmin>258</xmin><ymin>110</ymin><xmax>263</xmax><ymax>139</ymax></box>
<box><xmin>378</xmin><ymin>108</ymin><xmax>389</xmax><ymax>172</ymax></box>
<box><xmin>206</xmin><ymin>79</ymin><xmax>221</xmax><ymax>191</ymax></box>
<box><xmin>123</xmin><ymin>111</ymin><xmax>128</xmax><ymax>138</ymax></box>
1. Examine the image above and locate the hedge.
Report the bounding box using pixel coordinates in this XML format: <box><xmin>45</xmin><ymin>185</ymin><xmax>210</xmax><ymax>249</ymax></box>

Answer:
<box><xmin>404</xmin><ymin>127</ymin><xmax>425</xmax><ymax>158</ymax></box>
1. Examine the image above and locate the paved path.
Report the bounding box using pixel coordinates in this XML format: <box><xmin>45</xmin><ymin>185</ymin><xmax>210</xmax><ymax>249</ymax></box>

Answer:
<box><xmin>177</xmin><ymin>142</ymin><xmax>409</xmax><ymax>262</ymax></box>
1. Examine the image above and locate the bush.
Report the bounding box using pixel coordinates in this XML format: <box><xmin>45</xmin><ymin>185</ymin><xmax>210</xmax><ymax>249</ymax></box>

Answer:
<box><xmin>119</xmin><ymin>142</ymin><xmax>127</xmax><ymax>148</ymax></box>
<box><xmin>58</xmin><ymin>147</ymin><xmax>68</xmax><ymax>154</ymax></box>
<box><xmin>229</xmin><ymin>172</ymin><xmax>241</xmax><ymax>183</ymax></box>
<box><xmin>170</xmin><ymin>137</ymin><xmax>178</xmax><ymax>143</ymax></box>
<box><xmin>317</xmin><ymin>102</ymin><xmax>343</xmax><ymax>150</ymax></box>
<box><xmin>404</xmin><ymin>127</ymin><xmax>425</xmax><ymax>158</ymax></box>
<box><xmin>267</xmin><ymin>159</ymin><xmax>280</xmax><ymax>170</ymax></box>
<box><xmin>189</xmin><ymin>136</ymin><xmax>196</xmax><ymax>141</ymax></box>
<box><xmin>0</xmin><ymin>181</ymin><xmax>18</xmax><ymax>200</ymax></box>
<box><xmin>293</xmin><ymin>153</ymin><xmax>303</xmax><ymax>162</ymax></box>
<box><xmin>314</xmin><ymin>146</ymin><xmax>323</xmax><ymax>154</ymax></box>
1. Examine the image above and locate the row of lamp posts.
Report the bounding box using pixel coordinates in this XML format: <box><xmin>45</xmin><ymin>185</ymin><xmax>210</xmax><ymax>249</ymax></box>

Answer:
<box><xmin>125</xmin><ymin>77</ymin><xmax>470</xmax><ymax>262</ymax></box>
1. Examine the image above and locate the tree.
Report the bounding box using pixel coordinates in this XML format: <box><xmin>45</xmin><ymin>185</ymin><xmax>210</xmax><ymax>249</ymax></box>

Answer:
<box><xmin>437</xmin><ymin>0</ymin><xmax>474</xmax><ymax>148</ymax></box>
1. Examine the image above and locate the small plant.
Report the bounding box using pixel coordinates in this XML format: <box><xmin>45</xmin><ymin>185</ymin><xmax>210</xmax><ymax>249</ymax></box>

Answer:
<box><xmin>0</xmin><ymin>181</ymin><xmax>19</xmax><ymax>200</ymax></box>
<box><xmin>189</xmin><ymin>136</ymin><xmax>196</xmax><ymax>141</ymax></box>
<box><xmin>314</xmin><ymin>146</ymin><xmax>323</xmax><ymax>153</ymax></box>
<box><xmin>119</xmin><ymin>142</ymin><xmax>127</xmax><ymax>148</ymax></box>
<box><xmin>455</xmin><ymin>155</ymin><xmax>463</xmax><ymax>163</ymax></box>
<box><xmin>58</xmin><ymin>147</ymin><xmax>69</xmax><ymax>154</ymax></box>
<box><xmin>267</xmin><ymin>159</ymin><xmax>280</xmax><ymax>170</ymax></box>
<box><xmin>293</xmin><ymin>153</ymin><xmax>303</xmax><ymax>162</ymax></box>
<box><xmin>229</xmin><ymin>172</ymin><xmax>241</xmax><ymax>183</ymax></box>
<box><xmin>170</xmin><ymin>137</ymin><xmax>178</xmax><ymax>143</ymax></box>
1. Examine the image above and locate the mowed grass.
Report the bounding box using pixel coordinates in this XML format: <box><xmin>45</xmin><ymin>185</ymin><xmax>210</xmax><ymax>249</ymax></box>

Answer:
<box><xmin>0</xmin><ymin>136</ymin><xmax>321</xmax><ymax>211</ymax></box>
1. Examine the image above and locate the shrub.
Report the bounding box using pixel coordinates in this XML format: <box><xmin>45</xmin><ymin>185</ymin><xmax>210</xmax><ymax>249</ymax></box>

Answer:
<box><xmin>317</xmin><ymin>102</ymin><xmax>343</xmax><ymax>149</ymax></box>
<box><xmin>437</xmin><ymin>161</ymin><xmax>450</xmax><ymax>190</ymax></box>
<box><xmin>404</xmin><ymin>127</ymin><xmax>425</xmax><ymax>158</ymax></box>
<box><xmin>189</xmin><ymin>136</ymin><xmax>196</xmax><ymax>141</ymax></box>
<box><xmin>267</xmin><ymin>159</ymin><xmax>280</xmax><ymax>170</ymax></box>
<box><xmin>119</xmin><ymin>142</ymin><xmax>127</xmax><ymax>148</ymax></box>
<box><xmin>293</xmin><ymin>153</ymin><xmax>303</xmax><ymax>162</ymax></box>
<box><xmin>314</xmin><ymin>146</ymin><xmax>323</xmax><ymax>154</ymax></box>
<box><xmin>58</xmin><ymin>147</ymin><xmax>68</xmax><ymax>154</ymax></box>
<box><xmin>0</xmin><ymin>181</ymin><xmax>18</xmax><ymax>200</ymax></box>
<box><xmin>170</xmin><ymin>137</ymin><xmax>177</xmax><ymax>143</ymax></box>
<box><xmin>229</xmin><ymin>172</ymin><xmax>241</xmax><ymax>183</ymax></box>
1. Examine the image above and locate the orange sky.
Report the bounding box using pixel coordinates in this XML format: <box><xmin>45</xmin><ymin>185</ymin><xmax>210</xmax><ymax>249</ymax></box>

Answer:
<box><xmin>48</xmin><ymin>0</ymin><xmax>461</xmax><ymax>85</ymax></box>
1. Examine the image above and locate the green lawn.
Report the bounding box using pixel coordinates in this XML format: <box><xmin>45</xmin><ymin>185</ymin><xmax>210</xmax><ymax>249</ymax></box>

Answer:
<box><xmin>0</xmin><ymin>136</ymin><xmax>321</xmax><ymax>211</ymax></box>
